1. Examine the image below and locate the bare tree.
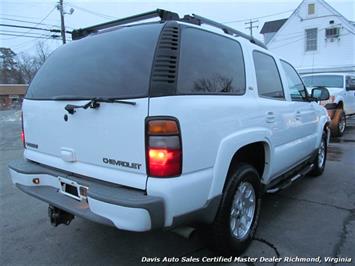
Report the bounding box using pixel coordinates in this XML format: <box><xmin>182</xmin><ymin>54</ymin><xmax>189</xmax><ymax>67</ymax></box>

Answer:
<box><xmin>193</xmin><ymin>74</ymin><xmax>235</xmax><ymax>93</ymax></box>
<box><xmin>16</xmin><ymin>41</ymin><xmax>51</xmax><ymax>83</ymax></box>
<box><xmin>35</xmin><ymin>41</ymin><xmax>50</xmax><ymax>65</ymax></box>
<box><xmin>17</xmin><ymin>53</ymin><xmax>37</xmax><ymax>84</ymax></box>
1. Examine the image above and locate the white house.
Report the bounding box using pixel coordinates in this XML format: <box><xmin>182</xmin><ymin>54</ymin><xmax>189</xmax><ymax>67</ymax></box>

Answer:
<box><xmin>260</xmin><ymin>0</ymin><xmax>355</xmax><ymax>74</ymax></box>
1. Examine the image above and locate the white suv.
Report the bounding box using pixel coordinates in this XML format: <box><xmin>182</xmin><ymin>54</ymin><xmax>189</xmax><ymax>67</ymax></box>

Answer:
<box><xmin>8</xmin><ymin>10</ymin><xmax>330</xmax><ymax>255</ymax></box>
<box><xmin>302</xmin><ymin>73</ymin><xmax>355</xmax><ymax>137</ymax></box>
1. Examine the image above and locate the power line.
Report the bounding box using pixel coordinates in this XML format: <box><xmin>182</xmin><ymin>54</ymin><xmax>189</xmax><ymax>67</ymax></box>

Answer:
<box><xmin>4</xmin><ymin>6</ymin><xmax>57</xmax><ymax>41</ymax></box>
<box><xmin>0</xmin><ymin>29</ymin><xmax>69</xmax><ymax>41</ymax></box>
<box><xmin>223</xmin><ymin>9</ymin><xmax>294</xmax><ymax>24</ymax></box>
<box><xmin>0</xmin><ymin>23</ymin><xmax>72</xmax><ymax>33</ymax></box>
<box><xmin>0</xmin><ymin>23</ymin><xmax>51</xmax><ymax>32</ymax></box>
<box><xmin>0</xmin><ymin>17</ymin><xmax>59</xmax><ymax>28</ymax></box>
<box><xmin>271</xmin><ymin>31</ymin><xmax>351</xmax><ymax>50</ymax></box>
<box><xmin>67</xmin><ymin>3</ymin><xmax>116</xmax><ymax>20</ymax></box>
<box><xmin>0</xmin><ymin>29</ymin><xmax>50</xmax><ymax>36</ymax></box>
<box><xmin>0</xmin><ymin>13</ymin><xmax>50</xmax><ymax>20</ymax></box>
<box><xmin>0</xmin><ymin>33</ymin><xmax>58</xmax><ymax>39</ymax></box>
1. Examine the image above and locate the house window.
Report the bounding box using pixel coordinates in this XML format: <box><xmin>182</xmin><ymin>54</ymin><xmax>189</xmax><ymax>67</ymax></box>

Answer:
<box><xmin>305</xmin><ymin>28</ymin><xmax>317</xmax><ymax>51</ymax></box>
<box><xmin>308</xmin><ymin>3</ymin><xmax>315</xmax><ymax>15</ymax></box>
<box><xmin>325</xmin><ymin>27</ymin><xmax>340</xmax><ymax>38</ymax></box>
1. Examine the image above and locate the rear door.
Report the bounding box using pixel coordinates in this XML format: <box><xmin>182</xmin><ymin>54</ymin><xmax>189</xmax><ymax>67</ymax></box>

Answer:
<box><xmin>252</xmin><ymin>51</ymin><xmax>300</xmax><ymax>177</ymax></box>
<box><xmin>23</xmin><ymin>23</ymin><xmax>163</xmax><ymax>190</ymax></box>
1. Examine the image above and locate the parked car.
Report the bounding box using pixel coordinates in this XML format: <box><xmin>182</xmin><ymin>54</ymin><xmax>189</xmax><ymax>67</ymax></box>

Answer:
<box><xmin>8</xmin><ymin>9</ymin><xmax>330</xmax><ymax>255</ymax></box>
<box><xmin>302</xmin><ymin>73</ymin><xmax>355</xmax><ymax>137</ymax></box>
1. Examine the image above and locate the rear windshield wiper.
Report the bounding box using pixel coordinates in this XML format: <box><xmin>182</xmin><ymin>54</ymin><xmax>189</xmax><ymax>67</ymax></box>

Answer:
<box><xmin>64</xmin><ymin>97</ymin><xmax>136</xmax><ymax>115</ymax></box>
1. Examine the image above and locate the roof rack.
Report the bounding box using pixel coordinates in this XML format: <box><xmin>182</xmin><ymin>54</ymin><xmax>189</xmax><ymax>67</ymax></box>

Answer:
<box><xmin>71</xmin><ymin>9</ymin><xmax>179</xmax><ymax>40</ymax></box>
<box><xmin>189</xmin><ymin>14</ymin><xmax>267</xmax><ymax>49</ymax></box>
<box><xmin>71</xmin><ymin>9</ymin><xmax>267</xmax><ymax>49</ymax></box>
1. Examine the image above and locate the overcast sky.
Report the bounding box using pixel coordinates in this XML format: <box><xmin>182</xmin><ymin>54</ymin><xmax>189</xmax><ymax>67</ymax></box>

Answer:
<box><xmin>1</xmin><ymin>0</ymin><xmax>354</xmax><ymax>55</ymax></box>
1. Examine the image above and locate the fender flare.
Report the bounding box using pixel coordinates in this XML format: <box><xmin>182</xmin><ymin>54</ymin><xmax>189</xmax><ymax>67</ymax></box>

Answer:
<box><xmin>208</xmin><ymin>127</ymin><xmax>272</xmax><ymax>199</ymax></box>
<box><xmin>316</xmin><ymin>114</ymin><xmax>331</xmax><ymax>148</ymax></box>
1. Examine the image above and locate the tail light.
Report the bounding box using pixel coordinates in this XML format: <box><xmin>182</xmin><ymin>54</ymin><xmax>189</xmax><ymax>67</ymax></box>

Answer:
<box><xmin>21</xmin><ymin>112</ymin><xmax>25</xmax><ymax>148</ymax></box>
<box><xmin>146</xmin><ymin>118</ymin><xmax>182</xmax><ymax>177</ymax></box>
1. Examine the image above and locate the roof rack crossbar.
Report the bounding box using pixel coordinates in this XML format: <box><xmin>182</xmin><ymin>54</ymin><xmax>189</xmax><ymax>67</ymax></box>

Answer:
<box><xmin>72</xmin><ymin>9</ymin><xmax>179</xmax><ymax>40</ymax></box>
<box><xmin>71</xmin><ymin>9</ymin><xmax>267</xmax><ymax>49</ymax></box>
<box><xmin>190</xmin><ymin>14</ymin><xmax>267</xmax><ymax>49</ymax></box>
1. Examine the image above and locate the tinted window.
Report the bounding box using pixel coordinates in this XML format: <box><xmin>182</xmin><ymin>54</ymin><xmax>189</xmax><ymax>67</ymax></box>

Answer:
<box><xmin>280</xmin><ymin>60</ymin><xmax>307</xmax><ymax>101</ymax></box>
<box><xmin>253</xmin><ymin>51</ymin><xmax>284</xmax><ymax>99</ymax></box>
<box><xmin>26</xmin><ymin>24</ymin><xmax>163</xmax><ymax>99</ymax></box>
<box><xmin>177</xmin><ymin>28</ymin><xmax>245</xmax><ymax>94</ymax></box>
<box><xmin>302</xmin><ymin>75</ymin><xmax>344</xmax><ymax>88</ymax></box>
<box><xmin>346</xmin><ymin>76</ymin><xmax>355</xmax><ymax>88</ymax></box>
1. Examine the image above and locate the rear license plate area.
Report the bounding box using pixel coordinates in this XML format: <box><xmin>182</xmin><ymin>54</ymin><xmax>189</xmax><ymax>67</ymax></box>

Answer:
<box><xmin>58</xmin><ymin>177</ymin><xmax>87</xmax><ymax>201</ymax></box>
<box><xmin>64</xmin><ymin>183</ymin><xmax>79</xmax><ymax>197</ymax></box>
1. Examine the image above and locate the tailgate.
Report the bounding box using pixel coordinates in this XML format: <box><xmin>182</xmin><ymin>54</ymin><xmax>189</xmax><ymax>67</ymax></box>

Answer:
<box><xmin>23</xmin><ymin>99</ymin><xmax>148</xmax><ymax>189</ymax></box>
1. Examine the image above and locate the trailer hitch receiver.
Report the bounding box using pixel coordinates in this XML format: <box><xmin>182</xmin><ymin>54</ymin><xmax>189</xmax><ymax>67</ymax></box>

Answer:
<box><xmin>48</xmin><ymin>205</ymin><xmax>74</xmax><ymax>226</ymax></box>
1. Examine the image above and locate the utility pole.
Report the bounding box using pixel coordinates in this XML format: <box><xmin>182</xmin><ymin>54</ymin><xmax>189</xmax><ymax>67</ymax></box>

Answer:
<box><xmin>57</xmin><ymin>0</ymin><xmax>66</xmax><ymax>44</ymax></box>
<box><xmin>245</xmin><ymin>19</ymin><xmax>259</xmax><ymax>38</ymax></box>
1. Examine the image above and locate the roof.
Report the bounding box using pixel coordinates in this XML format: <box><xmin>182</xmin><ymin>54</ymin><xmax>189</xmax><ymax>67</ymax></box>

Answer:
<box><xmin>0</xmin><ymin>84</ymin><xmax>27</xmax><ymax>96</ymax></box>
<box><xmin>260</xmin><ymin>18</ymin><xmax>287</xmax><ymax>34</ymax></box>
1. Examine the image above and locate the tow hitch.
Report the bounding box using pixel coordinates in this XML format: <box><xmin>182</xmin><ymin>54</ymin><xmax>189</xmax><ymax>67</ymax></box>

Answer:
<box><xmin>48</xmin><ymin>205</ymin><xmax>74</xmax><ymax>226</ymax></box>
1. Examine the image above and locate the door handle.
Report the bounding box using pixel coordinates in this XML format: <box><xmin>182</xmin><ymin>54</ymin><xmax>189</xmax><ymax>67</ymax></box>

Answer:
<box><xmin>266</xmin><ymin>111</ymin><xmax>275</xmax><ymax>123</ymax></box>
<box><xmin>295</xmin><ymin>111</ymin><xmax>301</xmax><ymax>120</ymax></box>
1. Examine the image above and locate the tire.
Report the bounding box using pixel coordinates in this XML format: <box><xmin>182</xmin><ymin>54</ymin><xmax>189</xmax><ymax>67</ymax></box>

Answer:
<box><xmin>332</xmin><ymin>110</ymin><xmax>346</xmax><ymax>137</ymax></box>
<box><xmin>211</xmin><ymin>163</ymin><xmax>262</xmax><ymax>255</ymax></box>
<box><xmin>309</xmin><ymin>131</ymin><xmax>327</xmax><ymax>177</ymax></box>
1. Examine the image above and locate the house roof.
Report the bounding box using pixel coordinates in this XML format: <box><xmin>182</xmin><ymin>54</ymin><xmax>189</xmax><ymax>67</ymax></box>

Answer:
<box><xmin>260</xmin><ymin>18</ymin><xmax>288</xmax><ymax>34</ymax></box>
<box><xmin>0</xmin><ymin>84</ymin><xmax>27</xmax><ymax>96</ymax></box>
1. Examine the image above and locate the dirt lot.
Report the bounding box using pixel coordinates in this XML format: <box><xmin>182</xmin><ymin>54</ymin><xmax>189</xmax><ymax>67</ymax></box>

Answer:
<box><xmin>1</xmin><ymin>109</ymin><xmax>354</xmax><ymax>265</ymax></box>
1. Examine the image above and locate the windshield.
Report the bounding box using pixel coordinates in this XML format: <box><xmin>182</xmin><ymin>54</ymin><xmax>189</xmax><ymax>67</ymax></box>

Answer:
<box><xmin>302</xmin><ymin>75</ymin><xmax>344</xmax><ymax>88</ymax></box>
<box><xmin>26</xmin><ymin>23</ymin><xmax>163</xmax><ymax>100</ymax></box>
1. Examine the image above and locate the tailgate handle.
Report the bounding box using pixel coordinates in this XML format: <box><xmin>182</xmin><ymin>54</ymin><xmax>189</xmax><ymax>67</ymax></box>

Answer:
<box><xmin>60</xmin><ymin>148</ymin><xmax>76</xmax><ymax>162</ymax></box>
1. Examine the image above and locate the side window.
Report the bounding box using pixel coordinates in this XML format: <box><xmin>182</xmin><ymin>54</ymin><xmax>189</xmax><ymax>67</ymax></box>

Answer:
<box><xmin>346</xmin><ymin>76</ymin><xmax>355</xmax><ymax>90</ymax></box>
<box><xmin>280</xmin><ymin>60</ymin><xmax>307</xmax><ymax>101</ymax></box>
<box><xmin>177</xmin><ymin>28</ymin><xmax>246</xmax><ymax>95</ymax></box>
<box><xmin>253</xmin><ymin>51</ymin><xmax>285</xmax><ymax>99</ymax></box>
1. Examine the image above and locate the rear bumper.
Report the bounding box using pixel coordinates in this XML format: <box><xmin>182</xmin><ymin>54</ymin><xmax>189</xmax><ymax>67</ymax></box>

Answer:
<box><xmin>8</xmin><ymin>159</ymin><xmax>164</xmax><ymax>232</ymax></box>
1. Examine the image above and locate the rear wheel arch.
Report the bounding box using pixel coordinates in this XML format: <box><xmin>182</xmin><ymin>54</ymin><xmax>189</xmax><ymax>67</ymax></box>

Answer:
<box><xmin>209</xmin><ymin>131</ymin><xmax>273</xmax><ymax>199</ymax></box>
<box><xmin>223</xmin><ymin>141</ymin><xmax>270</xmax><ymax>192</ymax></box>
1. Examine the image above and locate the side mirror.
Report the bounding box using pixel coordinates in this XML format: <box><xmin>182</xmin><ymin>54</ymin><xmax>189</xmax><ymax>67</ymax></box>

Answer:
<box><xmin>311</xmin><ymin>86</ymin><xmax>330</xmax><ymax>101</ymax></box>
<box><xmin>346</xmin><ymin>84</ymin><xmax>355</xmax><ymax>91</ymax></box>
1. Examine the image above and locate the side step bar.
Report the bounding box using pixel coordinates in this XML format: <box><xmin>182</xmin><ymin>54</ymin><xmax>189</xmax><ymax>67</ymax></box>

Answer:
<box><xmin>266</xmin><ymin>164</ymin><xmax>314</xmax><ymax>193</ymax></box>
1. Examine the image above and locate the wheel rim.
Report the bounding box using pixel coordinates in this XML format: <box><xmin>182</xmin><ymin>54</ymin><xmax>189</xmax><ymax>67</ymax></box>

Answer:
<box><xmin>318</xmin><ymin>139</ymin><xmax>325</xmax><ymax>168</ymax></box>
<box><xmin>339</xmin><ymin>114</ymin><xmax>345</xmax><ymax>133</ymax></box>
<box><xmin>230</xmin><ymin>182</ymin><xmax>256</xmax><ymax>240</ymax></box>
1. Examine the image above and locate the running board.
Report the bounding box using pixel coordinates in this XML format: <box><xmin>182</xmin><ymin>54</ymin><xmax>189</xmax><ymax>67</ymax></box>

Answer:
<box><xmin>266</xmin><ymin>164</ymin><xmax>314</xmax><ymax>193</ymax></box>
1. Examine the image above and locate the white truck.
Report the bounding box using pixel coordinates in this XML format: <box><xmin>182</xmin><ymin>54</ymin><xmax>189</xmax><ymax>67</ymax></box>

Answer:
<box><xmin>8</xmin><ymin>10</ymin><xmax>330</xmax><ymax>255</ymax></box>
<box><xmin>302</xmin><ymin>73</ymin><xmax>355</xmax><ymax>137</ymax></box>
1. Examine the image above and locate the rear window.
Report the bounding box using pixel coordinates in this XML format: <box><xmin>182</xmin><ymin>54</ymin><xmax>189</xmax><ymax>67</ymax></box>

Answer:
<box><xmin>177</xmin><ymin>28</ymin><xmax>245</xmax><ymax>95</ymax></box>
<box><xmin>26</xmin><ymin>23</ymin><xmax>163</xmax><ymax>100</ymax></box>
<box><xmin>302</xmin><ymin>75</ymin><xmax>344</xmax><ymax>88</ymax></box>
